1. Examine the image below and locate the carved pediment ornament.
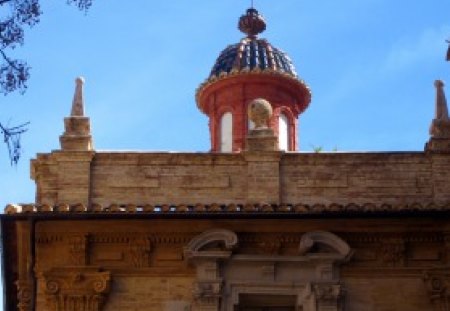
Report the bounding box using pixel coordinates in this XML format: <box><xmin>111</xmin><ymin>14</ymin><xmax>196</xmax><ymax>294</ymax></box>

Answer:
<box><xmin>183</xmin><ymin>228</ymin><xmax>238</xmax><ymax>261</ymax></box>
<box><xmin>43</xmin><ymin>267</ymin><xmax>111</xmax><ymax>311</ymax></box>
<box><xmin>299</xmin><ymin>231</ymin><xmax>353</xmax><ymax>261</ymax></box>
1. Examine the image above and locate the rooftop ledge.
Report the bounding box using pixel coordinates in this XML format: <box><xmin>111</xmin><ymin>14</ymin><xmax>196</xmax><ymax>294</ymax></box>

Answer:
<box><xmin>3</xmin><ymin>202</ymin><xmax>450</xmax><ymax>219</ymax></box>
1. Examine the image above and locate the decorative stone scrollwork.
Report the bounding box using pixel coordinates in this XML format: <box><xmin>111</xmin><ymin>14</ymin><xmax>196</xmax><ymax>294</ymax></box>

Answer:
<box><xmin>16</xmin><ymin>279</ymin><xmax>32</xmax><ymax>311</ymax></box>
<box><xmin>299</xmin><ymin>231</ymin><xmax>353</xmax><ymax>261</ymax></box>
<box><xmin>379</xmin><ymin>239</ymin><xmax>406</xmax><ymax>267</ymax></box>
<box><xmin>43</xmin><ymin>267</ymin><xmax>111</xmax><ymax>311</ymax></box>
<box><xmin>129</xmin><ymin>237</ymin><xmax>152</xmax><ymax>268</ymax></box>
<box><xmin>423</xmin><ymin>267</ymin><xmax>450</xmax><ymax>311</ymax></box>
<box><xmin>259</xmin><ymin>237</ymin><xmax>282</xmax><ymax>255</ymax></box>
<box><xmin>184</xmin><ymin>228</ymin><xmax>238</xmax><ymax>261</ymax></box>
<box><xmin>68</xmin><ymin>234</ymin><xmax>89</xmax><ymax>265</ymax></box>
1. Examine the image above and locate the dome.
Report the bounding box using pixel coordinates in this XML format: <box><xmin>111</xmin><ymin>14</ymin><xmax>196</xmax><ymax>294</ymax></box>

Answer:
<box><xmin>209</xmin><ymin>38</ymin><xmax>298</xmax><ymax>79</ymax></box>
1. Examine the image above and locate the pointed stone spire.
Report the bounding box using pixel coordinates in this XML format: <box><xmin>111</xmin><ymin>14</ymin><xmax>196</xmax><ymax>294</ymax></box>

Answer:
<box><xmin>60</xmin><ymin>76</ymin><xmax>93</xmax><ymax>151</ymax></box>
<box><xmin>426</xmin><ymin>80</ymin><xmax>450</xmax><ymax>152</ymax></box>
<box><xmin>430</xmin><ymin>80</ymin><xmax>450</xmax><ymax>137</ymax></box>
<box><xmin>71</xmin><ymin>77</ymin><xmax>85</xmax><ymax>116</ymax></box>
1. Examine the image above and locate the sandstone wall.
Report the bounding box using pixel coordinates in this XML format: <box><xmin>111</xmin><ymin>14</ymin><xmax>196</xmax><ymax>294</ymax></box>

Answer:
<box><xmin>31</xmin><ymin>151</ymin><xmax>450</xmax><ymax>207</ymax></box>
<box><xmin>26</xmin><ymin>218</ymin><xmax>448</xmax><ymax>311</ymax></box>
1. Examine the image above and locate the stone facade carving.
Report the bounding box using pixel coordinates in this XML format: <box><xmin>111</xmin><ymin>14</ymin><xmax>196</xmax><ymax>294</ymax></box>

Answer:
<box><xmin>68</xmin><ymin>234</ymin><xmax>89</xmax><ymax>266</ymax></box>
<box><xmin>379</xmin><ymin>239</ymin><xmax>406</xmax><ymax>267</ymax></box>
<box><xmin>186</xmin><ymin>229</ymin><xmax>352</xmax><ymax>311</ymax></box>
<box><xmin>16</xmin><ymin>279</ymin><xmax>32</xmax><ymax>311</ymax></box>
<box><xmin>424</xmin><ymin>267</ymin><xmax>450</xmax><ymax>311</ymax></box>
<box><xmin>128</xmin><ymin>237</ymin><xmax>152</xmax><ymax>268</ymax></box>
<box><xmin>184</xmin><ymin>229</ymin><xmax>237</xmax><ymax>311</ymax></box>
<box><xmin>248</xmin><ymin>98</ymin><xmax>273</xmax><ymax>129</ymax></box>
<box><xmin>43</xmin><ymin>267</ymin><xmax>111</xmax><ymax>311</ymax></box>
<box><xmin>313</xmin><ymin>283</ymin><xmax>345</xmax><ymax>311</ymax></box>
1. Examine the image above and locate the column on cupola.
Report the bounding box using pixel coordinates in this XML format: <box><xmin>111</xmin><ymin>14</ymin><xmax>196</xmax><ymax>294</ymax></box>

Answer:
<box><xmin>196</xmin><ymin>7</ymin><xmax>311</xmax><ymax>152</ymax></box>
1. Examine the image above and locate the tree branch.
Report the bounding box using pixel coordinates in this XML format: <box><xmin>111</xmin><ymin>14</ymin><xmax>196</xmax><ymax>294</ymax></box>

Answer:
<box><xmin>0</xmin><ymin>0</ymin><xmax>13</xmax><ymax>6</ymax></box>
<box><xmin>0</xmin><ymin>48</ymin><xmax>20</xmax><ymax>70</ymax></box>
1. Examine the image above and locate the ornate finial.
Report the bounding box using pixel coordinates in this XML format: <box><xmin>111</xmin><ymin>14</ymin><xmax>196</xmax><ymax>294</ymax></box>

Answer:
<box><xmin>71</xmin><ymin>76</ymin><xmax>85</xmax><ymax>117</ymax></box>
<box><xmin>238</xmin><ymin>8</ymin><xmax>266</xmax><ymax>38</ymax></box>
<box><xmin>248</xmin><ymin>98</ymin><xmax>273</xmax><ymax>129</ymax></box>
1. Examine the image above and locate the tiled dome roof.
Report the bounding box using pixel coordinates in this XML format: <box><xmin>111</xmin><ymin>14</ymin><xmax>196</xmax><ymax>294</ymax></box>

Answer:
<box><xmin>209</xmin><ymin>8</ymin><xmax>298</xmax><ymax>79</ymax></box>
<box><xmin>209</xmin><ymin>38</ymin><xmax>297</xmax><ymax>79</ymax></box>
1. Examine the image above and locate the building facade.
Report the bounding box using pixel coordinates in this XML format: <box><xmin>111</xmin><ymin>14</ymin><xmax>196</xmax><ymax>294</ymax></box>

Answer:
<box><xmin>2</xmin><ymin>7</ymin><xmax>450</xmax><ymax>311</ymax></box>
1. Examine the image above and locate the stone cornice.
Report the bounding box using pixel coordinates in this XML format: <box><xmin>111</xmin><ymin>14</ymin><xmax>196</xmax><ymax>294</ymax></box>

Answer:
<box><xmin>4</xmin><ymin>202</ymin><xmax>450</xmax><ymax>217</ymax></box>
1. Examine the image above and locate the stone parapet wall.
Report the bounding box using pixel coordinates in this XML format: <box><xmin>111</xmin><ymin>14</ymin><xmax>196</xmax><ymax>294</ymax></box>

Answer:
<box><xmin>31</xmin><ymin>151</ymin><xmax>450</xmax><ymax>207</ymax></box>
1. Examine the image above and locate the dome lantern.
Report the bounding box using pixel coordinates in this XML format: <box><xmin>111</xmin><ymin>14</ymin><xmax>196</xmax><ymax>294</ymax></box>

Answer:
<box><xmin>196</xmin><ymin>7</ymin><xmax>311</xmax><ymax>152</ymax></box>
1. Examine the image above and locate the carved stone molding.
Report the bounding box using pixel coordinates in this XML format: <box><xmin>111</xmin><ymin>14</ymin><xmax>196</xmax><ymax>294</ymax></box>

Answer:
<box><xmin>15</xmin><ymin>279</ymin><xmax>32</xmax><ymax>311</ymax></box>
<box><xmin>43</xmin><ymin>267</ymin><xmax>111</xmax><ymax>311</ymax></box>
<box><xmin>423</xmin><ymin>267</ymin><xmax>450</xmax><ymax>311</ymax></box>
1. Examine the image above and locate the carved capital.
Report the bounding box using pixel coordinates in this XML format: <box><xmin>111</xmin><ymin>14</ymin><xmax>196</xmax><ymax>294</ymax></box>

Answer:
<box><xmin>424</xmin><ymin>267</ymin><xmax>450</xmax><ymax>311</ymax></box>
<box><xmin>193</xmin><ymin>280</ymin><xmax>223</xmax><ymax>307</ymax></box>
<box><xmin>313</xmin><ymin>283</ymin><xmax>344</xmax><ymax>311</ymax></box>
<box><xmin>15</xmin><ymin>279</ymin><xmax>32</xmax><ymax>311</ymax></box>
<box><xmin>43</xmin><ymin>267</ymin><xmax>111</xmax><ymax>311</ymax></box>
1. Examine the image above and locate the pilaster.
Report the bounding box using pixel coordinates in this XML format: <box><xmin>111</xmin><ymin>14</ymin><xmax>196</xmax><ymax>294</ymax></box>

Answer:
<box><xmin>42</xmin><ymin>267</ymin><xmax>111</xmax><ymax>311</ymax></box>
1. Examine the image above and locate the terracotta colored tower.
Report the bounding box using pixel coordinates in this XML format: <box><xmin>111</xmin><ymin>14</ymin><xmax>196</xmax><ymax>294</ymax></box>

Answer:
<box><xmin>196</xmin><ymin>7</ymin><xmax>311</xmax><ymax>152</ymax></box>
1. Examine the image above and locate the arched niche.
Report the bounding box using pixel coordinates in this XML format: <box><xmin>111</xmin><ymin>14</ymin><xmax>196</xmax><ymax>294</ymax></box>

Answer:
<box><xmin>278</xmin><ymin>112</ymin><xmax>290</xmax><ymax>151</ymax></box>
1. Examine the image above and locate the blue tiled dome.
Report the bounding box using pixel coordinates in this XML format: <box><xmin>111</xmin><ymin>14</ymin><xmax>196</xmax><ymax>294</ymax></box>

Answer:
<box><xmin>209</xmin><ymin>38</ymin><xmax>298</xmax><ymax>79</ymax></box>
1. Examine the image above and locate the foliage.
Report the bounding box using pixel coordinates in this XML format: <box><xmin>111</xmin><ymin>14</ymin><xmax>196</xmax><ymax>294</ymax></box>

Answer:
<box><xmin>0</xmin><ymin>121</ymin><xmax>29</xmax><ymax>165</ymax></box>
<box><xmin>0</xmin><ymin>0</ymin><xmax>93</xmax><ymax>95</ymax></box>
<box><xmin>0</xmin><ymin>0</ymin><xmax>92</xmax><ymax>165</ymax></box>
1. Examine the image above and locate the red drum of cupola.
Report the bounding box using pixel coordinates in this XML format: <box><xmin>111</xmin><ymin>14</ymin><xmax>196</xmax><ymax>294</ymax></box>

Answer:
<box><xmin>196</xmin><ymin>7</ymin><xmax>311</xmax><ymax>152</ymax></box>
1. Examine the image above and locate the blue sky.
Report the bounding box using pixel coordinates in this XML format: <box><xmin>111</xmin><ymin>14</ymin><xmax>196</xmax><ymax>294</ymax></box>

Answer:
<box><xmin>0</xmin><ymin>0</ymin><xmax>449</xmax><ymax>209</ymax></box>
